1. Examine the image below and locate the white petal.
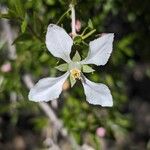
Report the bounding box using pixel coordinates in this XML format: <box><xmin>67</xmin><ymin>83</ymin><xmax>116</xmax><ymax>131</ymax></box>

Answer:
<box><xmin>28</xmin><ymin>72</ymin><xmax>69</xmax><ymax>102</ymax></box>
<box><xmin>46</xmin><ymin>24</ymin><xmax>73</xmax><ymax>62</ymax></box>
<box><xmin>82</xmin><ymin>76</ymin><xmax>113</xmax><ymax>107</ymax></box>
<box><xmin>81</xmin><ymin>34</ymin><xmax>114</xmax><ymax>66</ymax></box>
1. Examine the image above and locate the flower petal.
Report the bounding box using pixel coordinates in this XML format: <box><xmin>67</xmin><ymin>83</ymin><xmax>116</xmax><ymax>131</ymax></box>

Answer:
<box><xmin>82</xmin><ymin>76</ymin><xmax>113</xmax><ymax>107</ymax></box>
<box><xmin>46</xmin><ymin>24</ymin><xmax>73</xmax><ymax>62</ymax></box>
<box><xmin>28</xmin><ymin>72</ymin><xmax>69</xmax><ymax>102</ymax></box>
<box><xmin>81</xmin><ymin>34</ymin><xmax>114</xmax><ymax>66</ymax></box>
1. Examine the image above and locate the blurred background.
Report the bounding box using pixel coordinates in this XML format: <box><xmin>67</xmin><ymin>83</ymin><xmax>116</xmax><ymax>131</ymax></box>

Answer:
<box><xmin>0</xmin><ymin>0</ymin><xmax>150</xmax><ymax>149</ymax></box>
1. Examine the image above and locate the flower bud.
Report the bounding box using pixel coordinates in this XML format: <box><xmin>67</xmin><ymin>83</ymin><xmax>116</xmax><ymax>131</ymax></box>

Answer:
<box><xmin>75</xmin><ymin>20</ymin><xmax>81</xmax><ymax>32</ymax></box>
<box><xmin>96</xmin><ymin>127</ymin><xmax>106</xmax><ymax>138</ymax></box>
<box><xmin>1</xmin><ymin>62</ymin><xmax>12</xmax><ymax>73</ymax></box>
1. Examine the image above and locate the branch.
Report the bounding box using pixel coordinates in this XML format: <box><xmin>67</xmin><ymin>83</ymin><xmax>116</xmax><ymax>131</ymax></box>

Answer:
<box><xmin>22</xmin><ymin>74</ymin><xmax>63</xmax><ymax>130</ymax></box>
<box><xmin>0</xmin><ymin>7</ymin><xmax>17</xmax><ymax>60</ymax></box>
<box><xmin>22</xmin><ymin>74</ymin><xmax>80</xmax><ymax>149</ymax></box>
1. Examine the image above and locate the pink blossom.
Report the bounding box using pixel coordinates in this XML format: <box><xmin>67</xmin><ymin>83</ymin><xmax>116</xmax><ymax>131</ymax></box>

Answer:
<box><xmin>1</xmin><ymin>62</ymin><xmax>12</xmax><ymax>73</ymax></box>
<box><xmin>96</xmin><ymin>127</ymin><xmax>106</xmax><ymax>138</ymax></box>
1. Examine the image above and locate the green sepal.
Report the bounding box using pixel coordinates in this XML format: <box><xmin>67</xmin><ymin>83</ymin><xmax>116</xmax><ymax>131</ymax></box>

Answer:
<box><xmin>72</xmin><ymin>51</ymin><xmax>81</xmax><ymax>62</ymax></box>
<box><xmin>74</xmin><ymin>35</ymin><xmax>82</xmax><ymax>44</ymax></box>
<box><xmin>82</xmin><ymin>65</ymin><xmax>95</xmax><ymax>73</ymax></box>
<box><xmin>55</xmin><ymin>63</ymin><xmax>68</xmax><ymax>72</ymax></box>
<box><xmin>70</xmin><ymin>75</ymin><xmax>76</xmax><ymax>87</ymax></box>
<box><xmin>88</xmin><ymin>19</ymin><xmax>94</xmax><ymax>29</ymax></box>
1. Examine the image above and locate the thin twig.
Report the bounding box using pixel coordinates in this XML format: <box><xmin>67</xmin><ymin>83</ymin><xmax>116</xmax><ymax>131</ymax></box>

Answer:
<box><xmin>82</xmin><ymin>29</ymin><xmax>96</xmax><ymax>40</ymax></box>
<box><xmin>56</xmin><ymin>8</ymin><xmax>71</xmax><ymax>25</ymax></box>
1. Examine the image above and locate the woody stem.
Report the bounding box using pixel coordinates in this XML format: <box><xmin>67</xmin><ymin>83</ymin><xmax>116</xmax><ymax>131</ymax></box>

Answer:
<box><xmin>70</xmin><ymin>4</ymin><xmax>76</xmax><ymax>39</ymax></box>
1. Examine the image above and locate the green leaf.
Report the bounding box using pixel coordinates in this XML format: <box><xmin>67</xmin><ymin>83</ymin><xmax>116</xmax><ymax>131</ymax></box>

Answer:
<box><xmin>0</xmin><ymin>9</ymin><xmax>17</xmax><ymax>19</ymax></box>
<box><xmin>0</xmin><ymin>13</ymin><xmax>11</xmax><ymax>19</ymax></box>
<box><xmin>55</xmin><ymin>63</ymin><xmax>68</xmax><ymax>72</ymax></box>
<box><xmin>39</xmin><ymin>53</ymin><xmax>50</xmax><ymax>63</ymax></box>
<box><xmin>33</xmin><ymin>12</ymin><xmax>44</xmax><ymax>35</ymax></box>
<box><xmin>72</xmin><ymin>51</ymin><xmax>81</xmax><ymax>62</ymax></box>
<box><xmin>82</xmin><ymin>65</ymin><xmax>95</xmax><ymax>73</ymax></box>
<box><xmin>118</xmin><ymin>35</ymin><xmax>135</xmax><ymax>57</ymax></box>
<box><xmin>88</xmin><ymin>19</ymin><xmax>94</xmax><ymax>29</ymax></box>
<box><xmin>31</xmin><ymin>117</ymin><xmax>48</xmax><ymax>131</ymax></box>
<box><xmin>21</xmin><ymin>17</ymin><xmax>27</xmax><ymax>33</ymax></box>
<box><xmin>46</xmin><ymin>0</ymin><xmax>56</xmax><ymax>5</ymax></box>
<box><xmin>9</xmin><ymin>0</ymin><xmax>25</xmax><ymax>18</ymax></box>
<box><xmin>70</xmin><ymin>75</ymin><xmax>76</xmax><ymax>87</ymax></box>
<box><xmin>12</xmin><ymin>33</ymin><xmax>31</xmax><ymax>45</ymax></box>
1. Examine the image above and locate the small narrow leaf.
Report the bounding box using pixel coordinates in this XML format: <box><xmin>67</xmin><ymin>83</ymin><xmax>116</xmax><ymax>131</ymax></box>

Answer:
<box><xmin>88</xmin><ymin>19</ymin><xmax>94</xmax><ymax>29</ymax></box>
<box><xmin>21</xmin><ymin>18</ymin><xmax>27</xmax><ymax>33</ymax></box>
<box><xmin>55</xmin><ymin>63</ymin><xmax>68</xmax><ymax>72</ymax></box>
<box><xmin>10</xmin><ymin>0</ymin><xmax>25</xmax><ymax>18</ymax></box>
<box><xmin>0</xmin><ymin>9</ymin><xmax>17</xmax><ymax>19</ymax></box>
<box><xmin>33</xmin><ymin>12</ymin><xmax>44</xmax><ymax>35</ymax></box>
<box><xmin>82</xmin><ymin>65</ymin><xmax>95</xmax><ymax>73</ymax></box>
<box><xmin>0</xmin><ymin>13</ymin><xmax>11</xmax><ymax>19</ymax></box>
<box><xmin>72</xmin><ymin>51</ymin><xmax>81</xmax><ymax>62</ymax></box>
<box><xmin>70</xmin><ymin>75</ymin><xmax>76</xmax><ymax>87</ymax></box>
<box><xmin>12</xmin><ymin>33</ymin><xmax>31</xmax><ymax>45</ymax></box>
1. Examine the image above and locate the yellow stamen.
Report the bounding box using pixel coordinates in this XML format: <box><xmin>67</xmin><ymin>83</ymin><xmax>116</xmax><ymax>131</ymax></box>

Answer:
<box><xmin>70</xmin><ymin>68</ymin><xmax>81</xmax><ymax>80</ymax></box>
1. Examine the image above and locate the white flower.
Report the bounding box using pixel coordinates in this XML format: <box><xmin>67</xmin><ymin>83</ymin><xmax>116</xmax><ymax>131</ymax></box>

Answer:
<box><xmin>28</xmin><ymin>24</ymin><xmax>114</xmax><ymax>107</ymax></box>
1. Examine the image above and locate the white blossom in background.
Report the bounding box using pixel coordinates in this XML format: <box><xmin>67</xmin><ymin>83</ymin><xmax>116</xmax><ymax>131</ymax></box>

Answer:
<box><xmin>28</xmin><ymin>24</ymin><xmax>114</xmax><ymax>107</ymax></box>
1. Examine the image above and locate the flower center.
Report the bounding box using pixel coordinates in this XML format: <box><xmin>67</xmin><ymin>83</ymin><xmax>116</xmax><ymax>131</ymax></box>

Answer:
<box><xmin>70</xmin><ymin>68</ymin><xmax>81</xmax><ymax>80</ymax></box>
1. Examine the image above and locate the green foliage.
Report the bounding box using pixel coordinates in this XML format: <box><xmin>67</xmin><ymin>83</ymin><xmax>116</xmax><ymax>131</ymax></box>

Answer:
<box><xmin>21</xmin><ymin>15</ymin><xmax>28</xmax><ymax>33</ymax></box>
<box><xmin>31</xmin><ymin>117</ymin><xmax>49</xmax><ymax>131</ymax></box>
<box><xmin>9</xmin><ymin>0</ymin><xmax>25</xmax><ymax>18</ymax></box>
